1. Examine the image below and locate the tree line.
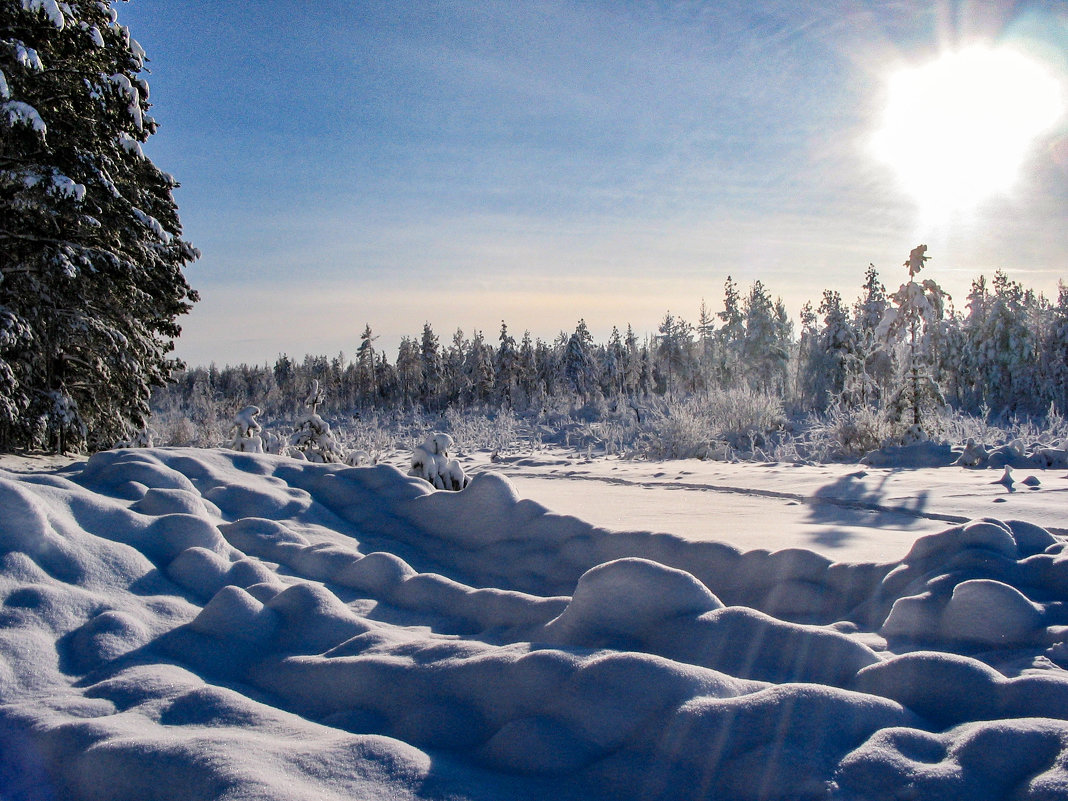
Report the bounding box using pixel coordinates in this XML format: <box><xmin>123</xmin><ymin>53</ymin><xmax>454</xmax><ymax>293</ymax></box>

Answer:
<box><xmin>152</xmin><ymin>258</ymin><xmax>1068</xmax><ymax>441</ymax></box>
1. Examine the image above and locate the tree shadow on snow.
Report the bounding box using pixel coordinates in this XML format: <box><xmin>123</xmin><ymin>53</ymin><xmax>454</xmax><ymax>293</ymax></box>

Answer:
<box><xmin>801</xmin><ymin>472</ymin><xmax>933</xmax><ymax>550</ymax></box>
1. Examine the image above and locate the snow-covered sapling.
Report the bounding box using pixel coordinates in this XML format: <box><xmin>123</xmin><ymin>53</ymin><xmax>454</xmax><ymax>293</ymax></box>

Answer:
<box><xmin>228</xmin><ymin>405</ymin><xmax>264</xmax><ymax>453</ymax></box>
<box><xmin>345</xmin><ymin>450</ymin><xmax>373</xmax><ymax>467</ymax></box>
<box><xmin>289</xmin><ymin>380</ymin><xmax>344</xmax><ymax>463</ymax></box>
<box><xmin>409</xmin><ymin>432</ymin><xmax>469</xmax><ymax>491</ymax></box>
<box><xmin>115</xmin><ymin>426</ymin><xmax>154</xmax><ymax>448</ymax></box>
<box><xmin>877</xmin><ymin>245</ymin><xmax>949</xmax><ymax>434</ymax></box>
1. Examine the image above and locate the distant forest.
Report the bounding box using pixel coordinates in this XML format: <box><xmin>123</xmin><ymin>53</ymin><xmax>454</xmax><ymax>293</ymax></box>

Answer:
<box><xmin>152</xmin><ymin>264</ymin><xmax>1068</xmax><ymax>446</ymax></box>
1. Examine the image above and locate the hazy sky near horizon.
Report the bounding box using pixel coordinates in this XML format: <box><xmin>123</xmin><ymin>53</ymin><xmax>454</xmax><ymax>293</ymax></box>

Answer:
<box><xmin>119</xmin><ymin>0</ymin><xmax>1067</xmax><ymax>367</ymax></box>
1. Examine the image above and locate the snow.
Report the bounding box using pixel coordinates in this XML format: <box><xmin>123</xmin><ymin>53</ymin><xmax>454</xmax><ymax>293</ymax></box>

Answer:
<box><xmin>1</xmin><ymin>446</ymin><xmax>1067</xmax><ymax>800</ymax></box>
<box><xmin>131</xmin><ymin>207</ymin><xmax>171</xmax><ymax>243</ymax></box>
<box><xmin>107</xmin><ymin>73</ymin><xmax>143</xmax><ymax>131</ymax></box>
<box><xmin>117</xmin><ymin>131</ymin><xmax>144</xmax><ymax>158</ymax></box>
<box><xmin>15</xmin><ymin>44</ymin><xmax>44</xmax><ymax>72</ymax></box>
<box><xmin>2</xmin><ymin>100</ymin><xmax>46</xmax><ymax>134</ymax></box>
<box><xmin>409</xmin><ymin>432</ymin><xmax>469</xmax><ymax>491</ymax></box>
<box><xmin>21</xmin><ymin>0</ymin><xmax>65</xmax><ymax>29</ymax></box>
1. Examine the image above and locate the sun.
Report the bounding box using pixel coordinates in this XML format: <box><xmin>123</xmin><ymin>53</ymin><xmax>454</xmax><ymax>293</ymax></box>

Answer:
<box><xmin>871</xmin><ymin>45</ymin><xmax>1064</xmax><ymax>222</ymax></box>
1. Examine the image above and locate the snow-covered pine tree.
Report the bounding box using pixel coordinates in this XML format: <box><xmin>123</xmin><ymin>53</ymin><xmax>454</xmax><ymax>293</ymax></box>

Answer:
<box><xmin>623</xmin><ymin>324</ymin><xmax>642</xmax><ymax>397</ymax></box>
<box><xmin>516</xmin><ymin>329</ymin><xmax>537</xmax><ymax>404</ymax></box>
<box><xmin>496</xmin><ymin>320</ymin><xmax>518</xmax><ymax>407</ymax></box>
<box><xmin>395</xmin><ymin>336</ymin><xmax>421</xmax><ymax>407</ymax></box>
<box><xmin>466</xmin><ymin>330</ymin><xmax>494</xmax><ymax>404</ymax></box>
<box><xmin>419</xmin><ymin>322</ymin><xmax>442</xmax><ymax>408</ymax></box>
<box><xmin>852</xmin><ymin>263</ymin><xmax>892</xmax><ymax>407</ymax></box>
<box><xmin>288</xmin><ymin>379</ymin><xmax>343</xmax><ymax>462</ymax></box>
<box><xmin>355</xmin><ymin>324</ymin><xmax>378</xmax><ymax>406</ymax></box>
<box><xmin>445</xmin><ymin>328</ymin><xmax>470</xmax><ymax>404</ymax></box>
<box><xmin>228</xmin><ymin>405</ymin><xmax>263</xmax><ymax>453</ymax></box>
<box><xmin>1040</xmin><ymin>283</ymin><xmax>1068</xmax><ymax>415</ymax></box>
<box><xmin>656</xmin><ymin>312</ymin><xmax>693</xmax><ymax>400</ymax></box>
<box><xmin>1</xmin><ymin>0</ymin><xmax>198</xmax><ymax>451</ymax></box>
<box><xmin>603</xmin><ymin>326</ymin><xmax>625</xmax><ymax>397</ymax></box>
<box><xmin>564</xmin><ymin>319</ymin><xmax>597</xmax><ymax>402</ymax></box>
<box><xmin>963</xmin><ymin>271</ymin><xmax>1040</xmax><ymax>414</ymax></box>
<box><xmin>696</xmin><ymin>299</ymin><xmax>715</xmax><ymax>393</ymax></box>
<box><xmin>741</xmin><ymin>281</ymin><xmax>790</xmax><ymax>394</ymax></box>
<box><xmin>877</xmin><ymin>245</ymin><xmax>949</xmax><ymax>432</ymax></box>
<box><xmin>815</xmin><ymin>289</ymin><xmax>858</xmax><ymax>407</ymax></box>
<box><xmin>715</xmin><ymin>276</ymin><xmax>745</xmax><ymax>388</ymax></box>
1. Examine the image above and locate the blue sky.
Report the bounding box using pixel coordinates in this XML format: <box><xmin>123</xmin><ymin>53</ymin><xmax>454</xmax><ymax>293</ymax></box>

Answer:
<box><xmin>118</xmin><ymin>0</ymin><xmax>1067</xmax><ymax>366</ymax></box>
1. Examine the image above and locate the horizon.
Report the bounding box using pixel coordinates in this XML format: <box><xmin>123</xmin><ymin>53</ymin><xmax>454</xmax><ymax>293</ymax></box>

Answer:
<box><xmin>119</xmin><ymin>0</ymin><xmax>1067</xmax><ymax>368</ymax></box>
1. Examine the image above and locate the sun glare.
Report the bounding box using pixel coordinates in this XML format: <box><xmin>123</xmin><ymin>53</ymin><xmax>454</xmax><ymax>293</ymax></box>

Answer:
<box><xmin>872</xmin><ymin>45</ymin><xmax>1064</xmax><ymax>222</ymax></box>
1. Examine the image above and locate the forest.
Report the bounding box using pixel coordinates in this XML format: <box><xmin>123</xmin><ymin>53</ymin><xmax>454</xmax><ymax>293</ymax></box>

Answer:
<box><xmin>150</xmin><ymin>261</ymin><xmax>1068</xmax><ymax>462</ymax></box>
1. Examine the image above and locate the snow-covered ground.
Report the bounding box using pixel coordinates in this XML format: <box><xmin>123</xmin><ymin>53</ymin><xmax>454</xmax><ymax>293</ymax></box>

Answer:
<box><xmin>2</xmin><ymin>446</ymin><xmax>1068</xmax><ymax>800</ymax></box>
<box><xmin>461</xmin><ymin>450</ymin><xmax>1068</xmax><ymax>563</ymax></box>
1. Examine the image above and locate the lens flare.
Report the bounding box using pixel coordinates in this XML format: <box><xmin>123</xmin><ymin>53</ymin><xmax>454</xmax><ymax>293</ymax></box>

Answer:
<box><xmin>871</xmin><ymin>45</ymin><xmax>1064</xmax><ymax>223</ymax></box>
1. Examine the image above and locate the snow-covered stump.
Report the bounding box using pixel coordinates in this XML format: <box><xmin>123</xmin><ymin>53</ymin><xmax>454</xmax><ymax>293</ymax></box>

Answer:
<box><xmin>409</xmin><ymin>432</ymin><xmax>469</xmax><ymax>491</ymax></box>
<box><xmin>228</xmin><ymin>405</ymin><xmax>264</xmax><ymax>453</ymax></box>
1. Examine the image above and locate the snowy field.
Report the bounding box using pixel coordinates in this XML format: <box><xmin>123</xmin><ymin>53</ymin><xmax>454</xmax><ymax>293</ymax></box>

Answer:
<box><xmin>2</xmin><ymin>446</ymin><xmax>1068</xmax><ymax>800</ymax></box>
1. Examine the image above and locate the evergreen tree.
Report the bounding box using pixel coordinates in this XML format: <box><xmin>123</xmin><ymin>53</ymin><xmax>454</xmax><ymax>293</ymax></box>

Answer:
<box><xmin>623</xmin><ymin>324</ymin><xmax>642</xmax><ymax>397</ymax></box>
<box><xmin>963</xmin><ymin>271</ymin><xmax>1040</xmax><ymax>414</ymax></box>
<box><xmin>465</xmin><ymin>330</ymin><xmax>494</xmax><ymax>404</ymax></box>
<box><xmin>496</xmin><ymin>320</ymin><xmax>517</xmax><ymax>406</ymax></box>
<box><xmin>877</xmin><ymin>245</ymin><xmax>949</xmax><ymax>430</ymax></box>
<box><xmin>445</xmin><ymin>328</ymin><xmax>470</xmax><ymax>405</ymax></box>
<box><xmin>516</xmin><ymin>330</ymin><xmax>537</xmax><ymax>404</ymax></box>
<box><xmin>355</xmin><ymin>324</ymin><xmax>378</xmax><ymax>406</ymax></box>
<box><xmin>395</xmin><ymin>336</ymin><xmax>421</xmax><ymax>407</ymax></box>
<box><xmin>419</xmin><ymin>322</ymin><xmax>442</xmax><ymax>408</ymax></box>
<box><xmin>564</xmin><ymin>319</ymin><xmax>597</xmax><ymax>401</ymax></box>
<box><xmin>656</xmin><ymin>312</ymin><xmax>694</xmax><ymax>400</ymax></box>
<box><xmin>604</xmin><ymin>326</ymin><xmax>625</xmax><ymax>397</ymax></box>
<box><xmin>742</xmin><ymin>281</ymin><xmax>790</xmax><ymax>394</ymax></box>
<box><xmin>852</xmin><ymin>263</ymin><xmax>892</xmax><ymax>407</ymax></box>
<box><xmin>696</xmin><ymin>299</ymin><xmax>716</xmax><ymax>393</ymax></box>
<box><xmin>715</xmin><ymin>276</ymin><xmax>745</xmax><ymax>387</ymax></box>
<box><xmin>1</xmin><ymin>0</ymin><xmax>198</xmax><ymax>450</ymax></box>
<box><xmin>796</xmin><ymin>300</ymin><xmax>819</xmax><ymax>408</ymax></box>
<box><xmin>1040</xmin><ymin>283</ymin><xmax>1068</xmax><ymax>414</ymax></box>
<box><xmin>815</xmin><ymin>289</ymin><xmax>857</xmax><ymax>406</ymax></box>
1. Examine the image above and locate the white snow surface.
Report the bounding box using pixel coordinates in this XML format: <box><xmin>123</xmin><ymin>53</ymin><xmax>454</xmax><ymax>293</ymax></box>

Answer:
<box><xmin>2</xmin><ymin>446</ymin><xmax>1068</xmax><ymax>800</ymax></box>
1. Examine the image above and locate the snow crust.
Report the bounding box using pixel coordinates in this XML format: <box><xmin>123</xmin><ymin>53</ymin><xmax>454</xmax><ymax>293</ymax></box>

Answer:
<box><xmin>1</xmin><ymin>447</ymin><xmax>1067</xmax><ymax>800</ymax></box>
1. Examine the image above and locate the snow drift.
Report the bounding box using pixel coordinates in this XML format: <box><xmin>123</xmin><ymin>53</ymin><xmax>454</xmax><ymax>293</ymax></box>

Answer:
<box><xmin>1</xmin><ymin>447</ymin><xmax>1067</xmax><ymax>800</ymax></box>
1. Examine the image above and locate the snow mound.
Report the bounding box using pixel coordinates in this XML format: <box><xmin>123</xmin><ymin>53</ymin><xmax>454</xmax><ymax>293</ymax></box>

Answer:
<box><xmin>544</xmin><ymin>557</ymin><xmax>723</xmax><ymax>644</ymax></box>
<box><xmin>1</xmin><ymin>447</ymin><xmax>1067</xmax><ymax>801</ymax></box>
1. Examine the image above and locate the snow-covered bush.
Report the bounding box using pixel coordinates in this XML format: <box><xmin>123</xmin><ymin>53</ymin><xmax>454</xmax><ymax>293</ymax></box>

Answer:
<box><xmin>344</xmin><ymin>450</ymin><xmax>373</xmax><ymax>467</ymax></box>
<box><xmin>156</xmin><ymin>416</ymin><xmax>197</xmax><ymax>446</ymax></box>
<box><xmin>262</xmin><ymin>429</ymin><xmax>288</xmax><ymax>455</ymax></box>
<box><xmin>639</xmin><ymin>388</ymin><xmax>785</xmax><ymax>460</ymax></box>
<box><xmin>45</xmin><ymin>391</ymin><xmax>86</xmax><ymax>454</ymax></box>
<box><xmin>409</xmin><ymin>432</ymin><xmax>469</xmax><ymax>490</ymax></box>
<box><xmin>115</xmin><ymin>426</ymin><xmax>154</xmax><ymax>448</ymax></box>
<box><xmin>289</xmin><ymin>413</ymin><xmax>344</xmax><ymax>462</ymax></box>
<box><xmin>228</xmin><ymin>405</ymin><xmax>263</xmax><ymax>453</ymax></box>
<box><xmin>443</xmin><ymin>406</ymin><xmax>519</xmax><ymax>453</ymax></box>
<box><xmin>289</xmin><ymin>381</ymin><xmax>344</xmax><ymax>463</ymax></box>
<box><xmin>814</xmin><ymin>403</ymin><xmax>896</xmax><ymax>460</ymax></box>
